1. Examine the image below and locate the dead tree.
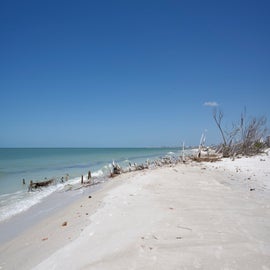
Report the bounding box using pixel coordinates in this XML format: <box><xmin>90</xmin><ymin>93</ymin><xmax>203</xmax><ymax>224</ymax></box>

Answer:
<box><xmin>213</xmin><ymin>108</ymin><xmax>227</xmax><ymax>146</ymax></box>
<box><xmin>212</xmin><ymin>108</ymin><xmax>231</xmax><ymax>157</ymax></box>
<box><xmin>212</xmin><ymin>107</ymin><xmax>267</xmax><ymax>157</ymax></box>
<box><xmin>240</xmin><ymin>113</ymin><xmax>267</xmax><ymax>155</ymax></box>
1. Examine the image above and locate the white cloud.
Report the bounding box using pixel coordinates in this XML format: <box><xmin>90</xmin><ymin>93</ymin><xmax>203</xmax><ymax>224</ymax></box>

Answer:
<box><xmin>204</xmin><ymin>101</ymin><xmax>219</xmax><ymax>107</ymax></box>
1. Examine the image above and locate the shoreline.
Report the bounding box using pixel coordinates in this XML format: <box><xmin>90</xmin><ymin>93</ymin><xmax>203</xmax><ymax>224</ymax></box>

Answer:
<box><xmin>1</xmin><ymin>151</ymin><xmax>270</xmax><ymax>269</ymax></box>
<box><xmin>0</xmin><ymin>179</ymin><xmax>106</xmax><ymax>244</ymax></box>
<box><xmin>0</xmin><ymin>169</ymin><xmax>144</xmax><ymax>269</ymax></box>
<box><xmin>0</xmin><ymin>148</ymin><xmax>188</xmax><ymax>223</ymax></box>
<box><xmin>0</xmin><ymin>152</ymin><xmax>185</xmax><ymax>243</ymax></box>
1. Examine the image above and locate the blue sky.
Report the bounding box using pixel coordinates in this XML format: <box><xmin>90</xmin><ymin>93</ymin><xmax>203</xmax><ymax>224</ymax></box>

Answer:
<box><xmin>0</xmin><ymin>0</ymin><xmax>269</xmax><ymax>147</ymax></box>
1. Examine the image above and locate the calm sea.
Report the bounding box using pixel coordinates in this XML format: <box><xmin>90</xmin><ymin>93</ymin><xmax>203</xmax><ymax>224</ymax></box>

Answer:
<box><xmin>0</xmin><ymin>147</ymin><xmax>186</xmax><ymax>222</ymax></box>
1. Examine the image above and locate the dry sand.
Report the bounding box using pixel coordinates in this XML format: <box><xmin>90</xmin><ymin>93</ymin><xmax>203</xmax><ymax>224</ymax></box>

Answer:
<box><xmin>0</xmin><ymin>151</ymin><xmax>270</xmax><ymax>270</ymax></box>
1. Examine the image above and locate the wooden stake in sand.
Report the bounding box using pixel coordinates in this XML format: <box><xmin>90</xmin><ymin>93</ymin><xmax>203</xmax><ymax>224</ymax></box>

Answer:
<box><xmin>81</xmin><ymin>175</ymin><xmax>84</xmax><ymax>184</ymax></box>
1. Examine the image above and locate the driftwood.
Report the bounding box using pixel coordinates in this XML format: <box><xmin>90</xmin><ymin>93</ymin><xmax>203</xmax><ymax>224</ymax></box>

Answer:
<box><xmin>190</xmin><ymin>155</ymin><xmax>221</xmax><ymax>163</ymax></box>
<box><xmin>28</xmin><ymin>179</ymin><xmax>54</xmax><ymax>191</ymax></box>
<box><xmin>110</xmin><ymin>162</ymin><xmax>122</xmax><ymax>177</ymax></box>
<box><xmin>135</xmin><ymin>164</ymin><xmax>147</xmax><ymax>170</ymax></box>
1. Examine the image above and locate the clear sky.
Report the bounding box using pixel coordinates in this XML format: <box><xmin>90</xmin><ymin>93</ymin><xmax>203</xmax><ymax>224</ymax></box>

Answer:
<box><xmin>0</xmin><ymin>0</ymin><xmax>269</xmax><ymax>147</ymax></box>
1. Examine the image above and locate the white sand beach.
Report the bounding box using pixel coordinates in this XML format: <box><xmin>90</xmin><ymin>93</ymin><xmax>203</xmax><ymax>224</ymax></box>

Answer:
<box><xmin>1</xmin><ymin>151</ymin><xmax>270</xmax><ymax>270</ymax></box>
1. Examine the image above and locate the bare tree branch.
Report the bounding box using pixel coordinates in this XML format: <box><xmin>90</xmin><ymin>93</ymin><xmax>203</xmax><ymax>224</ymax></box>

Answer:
<box><xmin>212</xmin><ymin>107</ymin><xmax>268</xmax><ymax>157</ymax></box>
<box><xmin>212</xmin><ymin>108</ymin><xmax>227</xmax><ymax>146</ymax></box>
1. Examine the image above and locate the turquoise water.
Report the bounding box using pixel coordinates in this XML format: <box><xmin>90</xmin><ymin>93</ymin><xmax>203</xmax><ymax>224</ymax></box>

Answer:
<box><xmin>0</xmin><ymin>148</ymin><xmax>185</xmax><ymax>221</ymax></box>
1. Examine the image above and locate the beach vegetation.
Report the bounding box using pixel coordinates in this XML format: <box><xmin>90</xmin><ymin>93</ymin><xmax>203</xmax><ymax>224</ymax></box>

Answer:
<box><xmin>213</xmin><ymin>108</ymin><xmax>268</xmax><ymax>157</ymax></box>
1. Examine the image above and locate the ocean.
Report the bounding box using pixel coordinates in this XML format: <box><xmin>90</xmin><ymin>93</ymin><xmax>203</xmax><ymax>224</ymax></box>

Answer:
<box><xmin>0</xmin><ymin>147</ymin><xmax>188</xmax><ymax>224</ymax></box>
